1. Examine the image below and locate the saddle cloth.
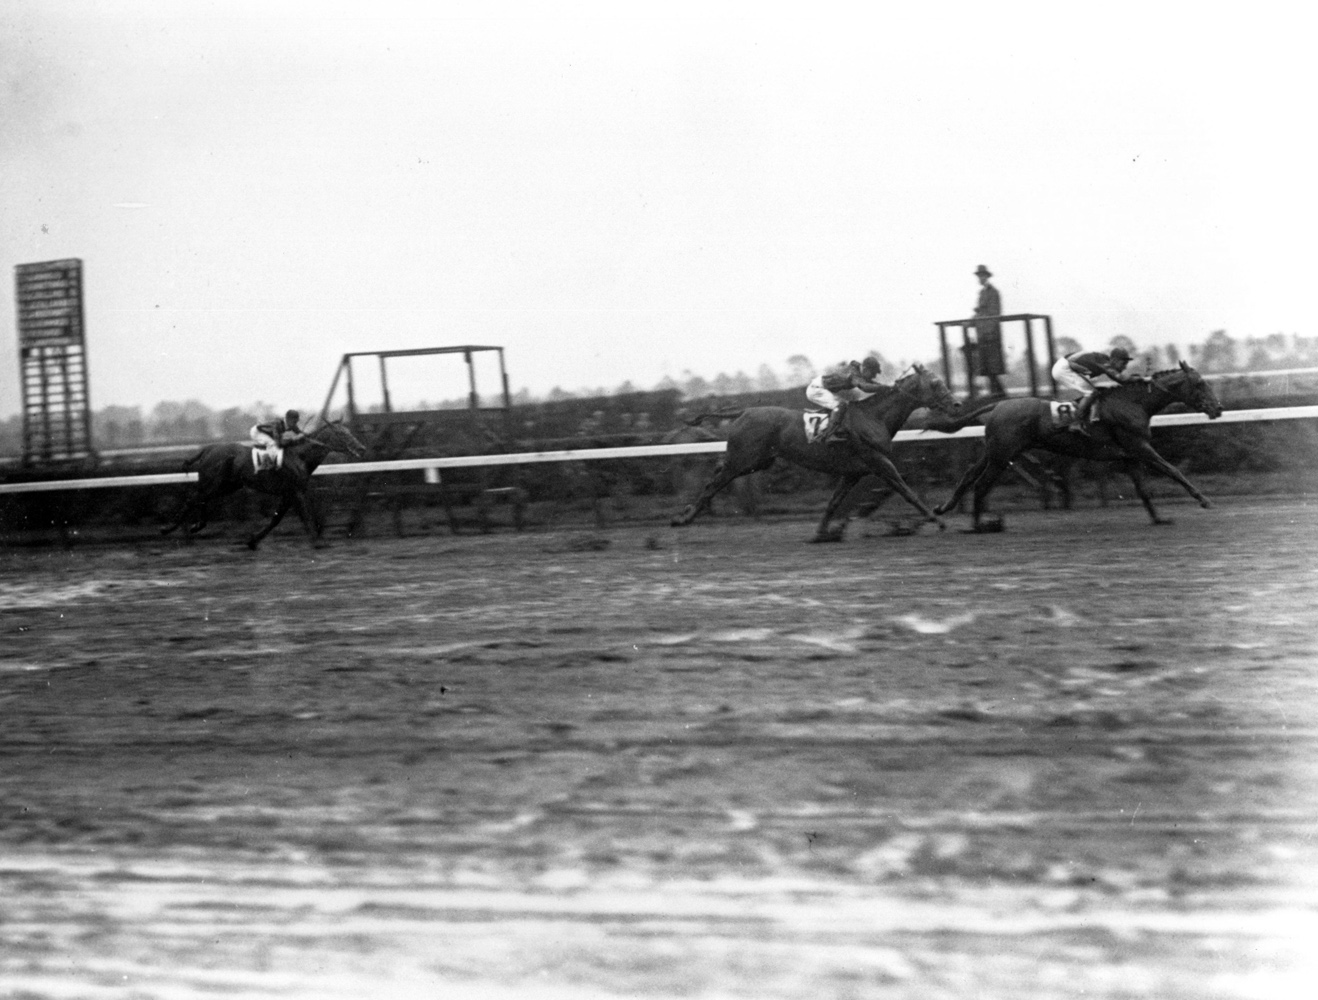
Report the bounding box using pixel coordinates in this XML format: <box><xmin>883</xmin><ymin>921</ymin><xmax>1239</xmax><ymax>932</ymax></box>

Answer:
<box><xmin>803</xmin><ymin>410</ymin><xmax>831</xmax><ymax>444</ymax></box>
<box><xmin>1048</xmin><ymin>399</ymin><xmax>1099</xmax><ymax>432</ymax></box>
<box><xmin>251</xmin><ymin>446</ymin><xmax>284</xmax><ymax>473</ymax></box>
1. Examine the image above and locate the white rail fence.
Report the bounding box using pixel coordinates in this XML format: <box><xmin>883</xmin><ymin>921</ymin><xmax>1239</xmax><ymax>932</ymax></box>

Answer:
<box><xmin>1</xmin><ymin>405</ymin><xmax>1315</xmax><ymax>496</ymax></box>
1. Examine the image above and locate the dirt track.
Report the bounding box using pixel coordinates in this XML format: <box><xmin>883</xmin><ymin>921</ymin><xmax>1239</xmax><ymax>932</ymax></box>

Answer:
<box><xmin>2</xmin><ymin>496</ymin><xmax>1317</xmax><ymax>999</ymax></box>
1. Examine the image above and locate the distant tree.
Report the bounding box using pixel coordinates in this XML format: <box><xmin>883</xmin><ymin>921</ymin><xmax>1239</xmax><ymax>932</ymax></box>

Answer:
<box><xmin>785</xmin><ymin>355</ymin><xmax>815</xmax><ymax>386</ymax></box>
<box><xmin>711</xmin><ymin>372</ymin><xmax>736</xmax><ymax>395</ymax></box>
<box><xmin>614</xmin><ymin>380</ymin><xmax>638</xmax><ymax>396</ymax></box>
<box><xmin>1108</xmin><ymin>335</ymin><xmax>1138</xmax><ymax>357</ymax></box>
<box><xmin>1055</xmin><ymin>336</ymin><xmax>1083</xmax><ymax>357</ymax></box>
<box><xmin>1191</xmin><ymin>330</ymin><xmax>1238</xmax><ymax>373</ymax></box>
<box><xmin>754</xmin><ymin>364</ymin><xmax>781</xmax><ymax>391</ymax></box>
<box><xmin>653</xmin><ymin>375</ymin><xmax>681</xmax><ymax>393</ymax></box>
<box><xmin>1135</xmin><ymin>344</ymin><xmax>1165</xmax><ymax>373</ymax></box>
<box><xmin>216</xmin><ymin>406</ymin><xmax>262</xmax><ymax>441</ymax></box>
<box><xmin>94</xmin><ymin>405</ymin><xmax>145</xmax><ymax>448</ymax></box>
<box><xmin>681</xmin><ymin>371</ymin><xmax>710</xmax><ymax>398</ymax></box>
<box><xmin>1164</xmin><ymin>343</ymin><xmax>1182</xmax><ymax>366</ymax></box>
<box><xmin>148</xmin><ymin>400</ymin><xmax>214</xmax><ymax>442</ymax></box>
<box><xmin>547</xmin><ymin>386</ymin><xmax>574</xmax><ymax>401</ymax></box>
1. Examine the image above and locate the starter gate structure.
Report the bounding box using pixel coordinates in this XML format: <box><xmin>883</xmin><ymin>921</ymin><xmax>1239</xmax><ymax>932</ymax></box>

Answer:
<box><xmin>316</xmin><ymin>345</ymin><xmax>523</xmax><ymax>534</ymax></box>
<box><xmin>936</xmin><ymin>312</ymin><xmax>1057</xmax><ymax>401</ymax></box>
<box><xmin>14</xmin><ymin>259</ymin><xmax>95</xmax><ymax>466</ymax></box>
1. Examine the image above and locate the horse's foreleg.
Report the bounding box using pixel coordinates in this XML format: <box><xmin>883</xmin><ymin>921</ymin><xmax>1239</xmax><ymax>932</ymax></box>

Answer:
<box><xmin>861</xmin><ymin>452</ymin><xmax>945</xmax><ymax>531</ymax></box>
<box><xmin>811</xmin><ymin>475</ymin><xmax>863</xmax><ymax>542</ymax></box>
<box><xmin>247</xmin><ymin>496</ymin><xmax>292</xmax><ymax>550</ymax></box>
<box><xmin>1119</xmin><ymin>459</ymin><xmax>1172</xmax><ymax>525</ymax></box>
<box><xmin>1127</xmin><ymin>439</ymin><xmax>1212</xmax><ymax>509</ymax></box>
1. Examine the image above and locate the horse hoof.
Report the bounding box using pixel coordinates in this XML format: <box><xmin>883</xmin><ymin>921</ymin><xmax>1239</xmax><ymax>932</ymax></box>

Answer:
<box><xmin>933</xmin><ymin>504</ymin><xmax>949</xmax><ymax>516</ymax></box>
<box><xmin>1199</xmin><ymin>500</ymin><xmax>1213</xmax><ymax>509</ymax></box>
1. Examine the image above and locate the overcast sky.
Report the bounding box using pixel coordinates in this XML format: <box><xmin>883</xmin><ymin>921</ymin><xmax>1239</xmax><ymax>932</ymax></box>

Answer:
<box><xmin>1</xmin><ymin>0</ymin><xmax>1312</xmax><ymax>417</ymax></box>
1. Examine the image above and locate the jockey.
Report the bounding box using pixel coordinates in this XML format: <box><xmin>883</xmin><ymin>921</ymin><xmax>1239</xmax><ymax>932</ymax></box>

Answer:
<box><xmin>806</xmin><ymin>356</ymin><xmax>884</xmax><ymax>440</ymax></box>
<box><xmin>250</xmin><ymin>409</ymin><xmax>308</xmax><ymax>466</ymax></box>
<box><xmin>1051</xmin><ymin>347</ymin><xmax>1139</xmax><ymax>433</ymax></box>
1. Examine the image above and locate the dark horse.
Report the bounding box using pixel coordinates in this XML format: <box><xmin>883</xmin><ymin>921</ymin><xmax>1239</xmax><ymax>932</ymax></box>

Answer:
<box><xmin>161</xmin><ymin>420</ymin><xmax>367</xmax><ymax>549</ymax></box>
<box><xmin>671</xmin><ymin>364</ymin><xmax>960</xmax><ymax>540</ymax></box>
<box><xmin>928</xmin><ymin>361</ymin><xmax>1224</xmax><ymax>529</ymax></box>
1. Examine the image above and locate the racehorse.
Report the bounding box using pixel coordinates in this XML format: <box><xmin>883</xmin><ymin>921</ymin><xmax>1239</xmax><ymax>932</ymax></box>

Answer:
<box><xmin>671</xmin><ymin>364</ymin><xmax>960</xmax><ymax>540</ymax></box>
<box><xmin>927</xmin><ymin>361</ymin><xmax>1223</xmax><ymax>529</ymax></box>
<box><xmin>161</xmin><ymin>419</ymin><xmax>367</xmax><ymax>549</ymax></box>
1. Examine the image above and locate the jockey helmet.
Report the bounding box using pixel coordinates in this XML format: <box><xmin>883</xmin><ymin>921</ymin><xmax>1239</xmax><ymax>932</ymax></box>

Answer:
<box><xmin>285</xmin><ymin>409</ymin><xmax>300</xmax><ymax>423</ymax></box>
<box><xmin>1109</xmin><ymin>347</ymin><xmax>1132</xmax><ymax>363</ymax></box>
<box><xmin>860</xmin><ymin>356</ymin><xmax>881</xmax><ymax>376</ymax></box>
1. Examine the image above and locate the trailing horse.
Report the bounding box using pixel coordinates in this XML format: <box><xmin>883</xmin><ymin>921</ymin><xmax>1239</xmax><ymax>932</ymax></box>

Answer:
<box><xmin>161</xmin><ymin>419</ymin><xmax>367</xmax><ymax>549</ymax></box>
<box><xmin>671</xmin><ymin>364</ymin><xmax>960</xmax><ymax>541</ymax></box>
<box><xmin>927</xmin><ymin>361</ymin><xmax>1223</xmax><ymax>529</ymax></box>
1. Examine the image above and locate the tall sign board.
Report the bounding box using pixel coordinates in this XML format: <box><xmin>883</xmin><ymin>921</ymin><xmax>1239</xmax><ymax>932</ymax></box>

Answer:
<box><xmin>15</xmin><ymin>258</ymin><xmax>94</xmax><ymax>464</ymax></box>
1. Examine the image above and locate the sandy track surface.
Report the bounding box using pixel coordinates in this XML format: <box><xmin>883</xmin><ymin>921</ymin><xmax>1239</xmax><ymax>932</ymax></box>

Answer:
<box><xmin>2</xmin><ymin>497</ymin><xmax>1317</xmax><ymax>998</ymax></box>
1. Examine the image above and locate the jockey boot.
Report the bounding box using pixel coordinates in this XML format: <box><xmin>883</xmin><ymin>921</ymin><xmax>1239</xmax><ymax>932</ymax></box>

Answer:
<box><xmin>1073</xmin><ymin>396</ymin><xmax>1095</xmax><ymax>435</ymax></box>
<box><xmin>825</xmin><ymin>404</ymin><xmax>849</xmax><ymax>443</ymax></box>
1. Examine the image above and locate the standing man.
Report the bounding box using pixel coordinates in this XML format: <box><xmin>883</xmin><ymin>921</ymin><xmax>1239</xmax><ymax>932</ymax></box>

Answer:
<box><xmin>972</xmin><ymin>265</ymin><xmax>1006</xmax><ymax>397</ymax></box>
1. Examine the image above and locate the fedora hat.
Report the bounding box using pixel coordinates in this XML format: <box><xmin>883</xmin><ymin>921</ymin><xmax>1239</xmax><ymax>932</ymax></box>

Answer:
<box><xmin>974</xmin><ymin>265</ymin><xmax>992</xmax><ymax>277</ymax></box>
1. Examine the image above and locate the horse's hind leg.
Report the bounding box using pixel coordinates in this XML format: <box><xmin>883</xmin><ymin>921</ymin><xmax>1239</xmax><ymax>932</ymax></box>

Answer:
<box><xmin>246</xmin><ymin>496</ymin><xmax>292</xmax><ymax>550</ymax></box>
<box><xmin>291</xmin><ymin>491</ymin><xmax>324</xmax><ymax>547</ymax></box>
<box><xmin>671</xmin><ymin>461</ymin><xmax>749</xmax><ymax>526</ymax></box>
<box><xmin>970</xmin><ymin>456</ymin><xmax>1014</xmax><ymax>529</ymax></box>
<box><xmin>935</xmin><ymin>452</ymin><xmax>989</xmax><ymax>516</ymax></box>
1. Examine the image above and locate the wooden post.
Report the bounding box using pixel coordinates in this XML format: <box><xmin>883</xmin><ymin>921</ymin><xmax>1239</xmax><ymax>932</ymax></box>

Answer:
<box><xmin>1024</xmin><ymin>316</ymin><xmax>1039</xmax><ymax>397</ymax></box>
<box><xmin>1044</xmin><ymin>315</ymin><xmax>1058</xmax><ymax>396</ymax></box>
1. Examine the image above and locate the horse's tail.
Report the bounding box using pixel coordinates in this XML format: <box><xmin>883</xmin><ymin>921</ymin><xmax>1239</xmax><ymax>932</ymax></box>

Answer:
<box><xmin>181</xmin><ymin>447</ymin><xmax>209</xmax><ymax>470</ymax></box>
<box><xmin>922</xmin><ymin>399</ymin><xmax>1001</xmax><ymax>434</ymax></box>
<box><xmin>684</xmin><ymin>408</ymin><xmax>745</xmax><ymax>427</ymax></box>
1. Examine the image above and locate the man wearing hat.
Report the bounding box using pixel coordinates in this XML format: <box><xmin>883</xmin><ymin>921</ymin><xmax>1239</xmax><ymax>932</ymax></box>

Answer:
<box><xmin>1050</xmin><ymin>346</ymin><xmax>1139</xmax><ymax>434</ymax></box>
<box><xmin>972</xmin><ymin>265</ymin><xmax>1006</xmax><ymax>396</ymax></box>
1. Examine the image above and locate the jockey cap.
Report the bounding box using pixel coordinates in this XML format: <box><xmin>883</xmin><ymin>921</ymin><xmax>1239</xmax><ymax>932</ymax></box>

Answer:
<box><xmin>285</xmin><ymin>409</ymin><xmax>300</xmax><ymax>423</ymax></box>
<box><xmin>1109</xmin><ymin>347</ymin><xmax>1132</xmax><ymax>362</ymax></box>
<box><xmin>861</xmin><ymin>356</ymin><xmax>881</xmax><ymax>376</ymax></box>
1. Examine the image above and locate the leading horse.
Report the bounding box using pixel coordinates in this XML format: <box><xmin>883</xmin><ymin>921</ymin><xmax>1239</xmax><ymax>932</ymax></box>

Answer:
<box><xmin>161</xmin><ymin>419</ymin><xmax>367</xmax><ymax>549</ymax></box>
<box><xmin>671</xmin><ymin>364</ymin><xmax>960</xmax><ymax>540</ymax></box>
<box><xmin>927</xmin><ymin>361</ymin><xmax>1224</xmax><ymax>528</ymax></box>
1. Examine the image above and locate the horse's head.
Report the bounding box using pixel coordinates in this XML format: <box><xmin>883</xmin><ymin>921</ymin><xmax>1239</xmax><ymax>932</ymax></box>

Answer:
<box><xmin>894</xmin><ymin>363</ymin><xmax>960</xmax><ymax>416</ymax></box>
<box><xmin>1159</xmin><ymin>361</ymin><xmax>1224</xmax><ymax>420</ymax></box>
<box><xmin>311</xmin><ymin>419</ymin><xmax>368</xmax><ymax>458</ymax></box>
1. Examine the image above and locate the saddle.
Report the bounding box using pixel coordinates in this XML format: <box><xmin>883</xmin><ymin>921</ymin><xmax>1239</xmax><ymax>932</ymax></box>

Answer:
<box><xmin>251</xmin><ymin>446</ymin><xmax>284</xmax><ymax>473</ymax></box>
